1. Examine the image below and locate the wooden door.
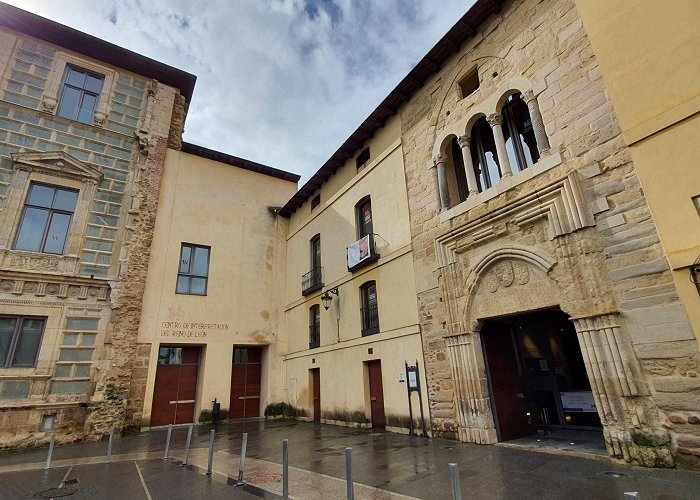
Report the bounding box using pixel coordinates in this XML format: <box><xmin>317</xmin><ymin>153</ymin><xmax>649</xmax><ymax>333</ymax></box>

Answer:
<box><xmin>311</xmin><ymin>368</ymin><xmax>320</xmax><ymax>422</ymax></box>
<box><xmin>230</xmin><ymin>347</ymin><xmax>262</xmax><ymax>419</ymax></box>
<box><xmin>367</xmin><ymin>360</ymin><xmax>385</xmax><ymax>429</ymax></box>
<box><xmin>151</xmin><ymin>346</ymin><xmax>200</xmax><ymax>427</ymax></box>
<box><xmin>482</xmin><ymin>322</ymin><xmax>530</xmax><ymax>441</ymax></box>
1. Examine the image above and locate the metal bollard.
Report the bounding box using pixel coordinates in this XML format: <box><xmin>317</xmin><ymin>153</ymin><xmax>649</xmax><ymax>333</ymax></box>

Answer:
<box><xmin>624</xmin><ymin>493</ymin><xmax>641</xmax><ymax>500</ymax></box>
<box><xmin>43</xmin><ymin>433</ymin><xmax>55</xmax><ymax>470</ymax></box>
<box><xmin>448</xmin><ymin>463</ymin><xmax>462</xmax><ymax>500</ymax></box>
<box><xmin>282</xmin><ymin>439</ymin><xmax>289</xmax><ymax>500</ymax></box>
<box><xmin>163</xmin><ymin>424</ymin><xmax>173</xmax><ymax>460</ymax></box>
<box><xmin>345</xmin><ymin>447</ymin><xmax>354</xmax><ymax>500</ymax></box>
<box><xmin>237</xmin><ymin>432</ymin><xmax>248</xmax><ymax>484</ymax></box>
<box><xmin>206</xmin><ymin>429</ymin><xmax>215</xmax><ymax>475</ymax></box>
<box><xmin>182</xmin><ymin>424</ymin><xmax>194</xmax><ymax>466</ymax></box>
<box><xmin>106</xmin><ymin>428</ymin><xmax>114</xmax><ymax>463</ymax></box>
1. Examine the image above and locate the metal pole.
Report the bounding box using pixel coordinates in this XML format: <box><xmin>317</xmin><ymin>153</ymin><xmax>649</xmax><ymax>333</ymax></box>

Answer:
<box><xmin>206</xmin><ymin>429</ymin><xmax>215</xmax><ymax>475</ymax></box>
<box><xmin>43</xmin><ymin>433</ymin><xmax>55</xmax><ymax>470</ymax></box>
<box><xmin>182</xmin><ymin>424</ymin><xmax>193</xmax><ymax>466</ymax></box>
<box><xmin>345</xmin><ymin>447</ymin><xmax>354</xmax><ymax>500</ymax></box>
<box><xmin>417</xmin><ymin>361</ymin><xmax>427</xmax><ymax>437</ymax></box>
<box><xmin>282</xmin><ymin>439</ymin><xmax>289</xmax><ymax>499</ymax></box>
<box><xmin>448</xmin><ymin>463</ymin><xmax>462</xmax><ymax>500</ymax></box>
<box><xmin>237</xmin><ymin>432</ymin><xmax>248</xmax><ymax>484</ymax></box>
<box><xmin>106</xmin><ymin>428</ymin><xmax>114</xmax><ymax>463</ymax></box>
<box><xmin>163</xmin><ymin>424</ymin><xmax>173</xmax><ymax>460</ymax></box>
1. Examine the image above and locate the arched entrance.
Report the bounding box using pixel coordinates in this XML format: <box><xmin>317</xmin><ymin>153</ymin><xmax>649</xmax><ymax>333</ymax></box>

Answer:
<box><xmin>481</xmin><ymin>309</ymin><xmax>601</xmax><ymax>443</ymax></box>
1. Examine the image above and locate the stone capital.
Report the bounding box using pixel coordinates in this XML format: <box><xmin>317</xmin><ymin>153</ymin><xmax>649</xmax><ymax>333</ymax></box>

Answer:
<box><xmin>521</xmin><ymin>89</ymin><xmax>536</xmax><ymax>103</ymax></box>
<box><xmin>457</xmin><ymin>135</ymin><xmax>471</xmax><ymax>149</ymax></box>
<box><xmin>433</xmin><ymin>153</ymin><xmax>448</xmax><ymax>166</ymax></box>
<box><xmin>487</xmin><ymin>113</ymin><xmax>503</xmax><ymax>127</ymax></box>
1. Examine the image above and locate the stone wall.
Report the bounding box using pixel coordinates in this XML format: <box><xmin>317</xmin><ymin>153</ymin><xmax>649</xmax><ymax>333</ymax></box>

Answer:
<box><xmin>0</xmin><ymin>29</ymin><xmax>184</xmax><ymax>446</ymax></box>
<box><xmin>399</xmin><ymin>0</ymin><xmax>699</xmax><ymax>467</ymax></box>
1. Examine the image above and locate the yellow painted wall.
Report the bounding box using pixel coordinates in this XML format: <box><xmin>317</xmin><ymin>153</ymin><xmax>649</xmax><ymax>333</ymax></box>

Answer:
<box><xmin>137</xmin><ymin>150</ymin><xmax>297</xmax><ymax>426</ymax></box>
<box><xmin>282</xmin><ymin>117</ymin><xmax>428</xmax><ymax>429</ymax></box>
<box><xmin>576</xmin><ymin>0</ymin><xmax>700</xmax><ymax>338</ymax></box>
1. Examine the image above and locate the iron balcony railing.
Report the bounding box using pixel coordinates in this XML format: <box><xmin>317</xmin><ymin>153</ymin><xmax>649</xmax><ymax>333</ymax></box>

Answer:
<box><xmin>347</xmin><ymin>233</ymin><xmax>380</xmax><ymax>272</ymax></box>
<box><xmin>302</xmin><ymin>266</ymin><xmax>324</xmax><ymax>296</ymax></box>
<box><xmin>360</xmin><ymin>304</ymin><xmax>380</xmax><ymax>337</ymax></box>
<box><xmin>309</xmin><ymin>325</ymin><xmax>320</xmax><ymax>349</ymax></box>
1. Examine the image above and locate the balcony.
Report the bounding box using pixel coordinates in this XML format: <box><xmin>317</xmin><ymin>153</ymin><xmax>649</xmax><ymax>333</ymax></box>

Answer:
<box><xmin>347</xmin><ymin>233</ymin><xmax>380</xmax><ymax>272</ymax></box>
<box><xmin>302</xmin><ymin>267</ymin><xmax>324</xmax><ymax>296</ymax></box>
<box><xmin>361</xmin><ymin>304</ymin><xmax>380</xmax><ymax>337</ymax></box>
<box><xmin>309</xmin><ymin>325</ymin><xmax>320</xmax><ymax>349</ymax></box>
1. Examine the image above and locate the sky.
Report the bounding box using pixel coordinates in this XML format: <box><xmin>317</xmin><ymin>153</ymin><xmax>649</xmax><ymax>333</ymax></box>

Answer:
<box><xmin>5</xmin><ymin>0</ymin><xmax>475</xmax><ymax>184</ymax></box>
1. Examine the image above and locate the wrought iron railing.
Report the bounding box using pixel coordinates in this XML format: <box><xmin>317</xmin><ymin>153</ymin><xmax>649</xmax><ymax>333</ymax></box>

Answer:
<box><xmin>360</xmin><ymin>304</ymin><xmax>380</xmax><ymax>337</ymax></box>
<box><xmin>302</xmin><ymin>266</ymin><xmax>324</xmax><ymax>296</ymax></box>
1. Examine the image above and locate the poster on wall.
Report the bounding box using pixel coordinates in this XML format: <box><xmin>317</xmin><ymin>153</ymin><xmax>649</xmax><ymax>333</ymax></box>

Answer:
<box><xmin>560</xmin><ymin>391</ymin><xmax>597</xmax><ymax>412</ymax></box>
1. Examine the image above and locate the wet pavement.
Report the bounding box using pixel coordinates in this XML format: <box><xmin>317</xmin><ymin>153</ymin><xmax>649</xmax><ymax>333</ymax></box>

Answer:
<box><xmin>0</xmin><ymin>419</ymin><xmax>698</xmax><ymax>499</ymax></box>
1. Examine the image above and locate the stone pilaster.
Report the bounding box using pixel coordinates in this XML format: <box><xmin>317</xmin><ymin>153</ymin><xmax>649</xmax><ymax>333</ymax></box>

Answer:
<box><xmin>573</xmin><ymin>313</ymin><xmax>673</xmax><ymax>467</ymax></box>
<box><xmin>445</xmin><ymin>332</ymin><xmax>497</xmax><ymax>444</ymax></box>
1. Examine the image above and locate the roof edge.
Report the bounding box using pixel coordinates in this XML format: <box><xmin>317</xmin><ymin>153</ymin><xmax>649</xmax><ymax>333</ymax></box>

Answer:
<box><xmin>278</xmin><ymin>0</ymin><xmax>503</xmax><ymax>218</ymax></box>
<box><xmin>0</xmin><ymin>2</ymin><xmax>197</xmax><ymax>104</ymax></box>
<box><xmin>180</xmin><ymin>143</ymin><xmax>301</xmax><ymax>183</ymax></box>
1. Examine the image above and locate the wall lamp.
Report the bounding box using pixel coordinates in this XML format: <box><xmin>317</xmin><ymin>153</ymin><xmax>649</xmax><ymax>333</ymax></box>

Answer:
<box><xmin>691</xmin><ymin>254</ymin><xmax>700</xmax><ymax>297</ymax></box>
<box><xmin>321</xmin><ymin>287</ymin><xmax>339</xmax><ymax>310</ymax></box>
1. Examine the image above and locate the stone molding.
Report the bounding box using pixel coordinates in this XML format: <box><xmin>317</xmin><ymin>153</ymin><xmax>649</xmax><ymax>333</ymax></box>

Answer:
<box><xmin>435</xmin><ymin>171</ymin><xmax>593</xmax><ymax>267</ymax></box>
<box><xmin>11</xmin><ymin>151</ymin><xmax>103</xmax><ymax>184</ymax></box>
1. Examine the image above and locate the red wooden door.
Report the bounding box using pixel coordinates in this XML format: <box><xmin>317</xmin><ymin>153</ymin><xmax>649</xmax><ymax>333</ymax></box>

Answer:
<box><xmin>151</xmin><ymin>346</ymin><xmax>200</xmax><ymax>427</ymax></box>
<box><xmin>230</xmin><ymin>347</ymin><xmax>262</xmax><ymax>419</ymax></box>
<box><xmin>311</xmin><ymin>369</ymin><xmax>320</xmax><ymax>422</ymax></box>
<box><xmin>367</xmin><ymin>360</ymin><xmax>385</xmax><ymax>429</ymax></box>
<box><xmin>482</xmin><ymin>322</ymin><xmax>530</xmax><ymax>441</ymax></box>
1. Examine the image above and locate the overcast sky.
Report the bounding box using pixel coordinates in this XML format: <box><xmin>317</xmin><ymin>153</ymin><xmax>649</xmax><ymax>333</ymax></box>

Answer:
<box><xmin>6</xmin><ymin>0</ymin><xmax>474</xmax><ymax>184</ymax></box>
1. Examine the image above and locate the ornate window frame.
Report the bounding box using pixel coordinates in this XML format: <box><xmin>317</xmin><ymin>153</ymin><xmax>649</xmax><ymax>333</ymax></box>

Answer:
<box><xmin>0</xmin><ymin>152</ymin><xmax>102</xmax><ymax>275</ymax></box>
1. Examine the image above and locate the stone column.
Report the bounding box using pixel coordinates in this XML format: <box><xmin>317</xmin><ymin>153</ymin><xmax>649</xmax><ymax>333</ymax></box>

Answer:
<box><xmin>486</xmin><ymin>113</ymin><xmax>513</xmax><ymax>178</ymax></box>
<box><xmin>445</xmin><ymin>332</ymin><xmax>497</xmax><ymax>444</ymax></box>
<box><xmin>457</xmin><ymin>135</ymin><xmax>479</xmax><ymax>196</ymax></box>
<box><xmin>522</xmin><ymin>89</ymin><xmax>550</xmax><ymax>154</ymax></box>
<box><xmin>433</xmin><ymin>153</ymin><xmax>450</xmax><ymax>210</ymax></box>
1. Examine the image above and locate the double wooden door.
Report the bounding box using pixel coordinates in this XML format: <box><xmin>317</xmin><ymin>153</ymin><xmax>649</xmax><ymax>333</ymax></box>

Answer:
<box><xmin>230</xmin><ymin>347</ymin><xmax>262</xmax><ymax>419</ymax></box>
<box><xmin>151</xmin><ymin>346</ymin><xmax>200</xmax><ymax>427</ymax></box>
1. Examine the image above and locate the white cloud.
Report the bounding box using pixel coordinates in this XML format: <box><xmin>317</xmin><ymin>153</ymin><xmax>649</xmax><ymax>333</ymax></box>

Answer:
<box><xmin>6</xmin><ymin>0</ymin><xmax>473</xmax><ymax>183</ymax></box>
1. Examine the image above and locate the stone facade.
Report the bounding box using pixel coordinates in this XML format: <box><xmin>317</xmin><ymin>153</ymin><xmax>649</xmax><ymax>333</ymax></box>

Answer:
<box><xmin>0</xmin><ymin>13</ymin><xmax>190</xmax><ymax>448</ymax></box>
<box><xmin>400</xmin><ymin>0</ymin><xmax>699</xmax><ymax>467</ymax></box>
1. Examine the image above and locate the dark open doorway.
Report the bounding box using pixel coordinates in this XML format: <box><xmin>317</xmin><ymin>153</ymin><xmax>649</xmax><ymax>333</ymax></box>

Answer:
<box><xmin>482</xmin><ymin>309</ymin><xmax>602</xmax><ymax>443</ymax></box>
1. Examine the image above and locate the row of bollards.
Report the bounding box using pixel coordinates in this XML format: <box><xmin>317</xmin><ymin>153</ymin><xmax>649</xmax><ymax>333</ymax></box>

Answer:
<box><xmin>42</xmin><ymin>427</ymin><xmax>642</xmax><ymax>500</ymax></box>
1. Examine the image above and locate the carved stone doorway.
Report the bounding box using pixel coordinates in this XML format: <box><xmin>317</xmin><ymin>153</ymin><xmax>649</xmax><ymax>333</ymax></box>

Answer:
<box><xmin>481</xmin><ymin>309</ymin><xmax>602</xmax><ymax>442</ymax></box>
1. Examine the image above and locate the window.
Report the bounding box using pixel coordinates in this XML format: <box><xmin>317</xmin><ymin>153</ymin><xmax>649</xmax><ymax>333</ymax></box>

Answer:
<box><xmin>470</xmin><ymin>117</ymin><xmax>501</xmax><ymax>191</ymax></box>
<box><xmin>13</xmin><ymin>183</ymin><xmax>78</xmax><ymax>255</ymax></box>
<box><xmin>356</xmin><ymin>197</ymin><xmax>373</xmax><ymax>238</ymax></box>
<box><xmin>360</xmin><ymin>282</ymin><xmax>379</xmax><ymax>336</ymax></box>
<box><xmin>459</xmin><ymin>69</ymin><xmax>480</xmax><ymax>98</ymax></box>
<box><xmin>356</xmin><ymin>147</ymin><xmax>370</xmax><ymax>169</ymax></box>
<box><xmin>176</xmin><ymin>244</ymin><xmax>210</xmax><ymax>295</ymax></box>
<box><xmin>57</xmin><ymin>66</ymin><xmax>104</xmax><ymax>124</ymax></box>
<box><xmin>303</xmin><ymin>235</ymin><xmax>323</xmax><ymax>295</ymax></box>
<box><xmin>0</xmin><ymin>316</ymin><xmax>46</xmax><ymax>368</ymax></box>
<box><xmin>311</xmin><ymin>194</ymin><xmax>321</xmax><ymax>210</ymax></box>
<box><xmin>309</xmin><ymin>305</ymin><xmax>320</xmax><ymax>349</ymax></box>
<box><xmin>503</xmin><ymin>92</ymin><xmax>539</xmax><ymax>173</ymax></box>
